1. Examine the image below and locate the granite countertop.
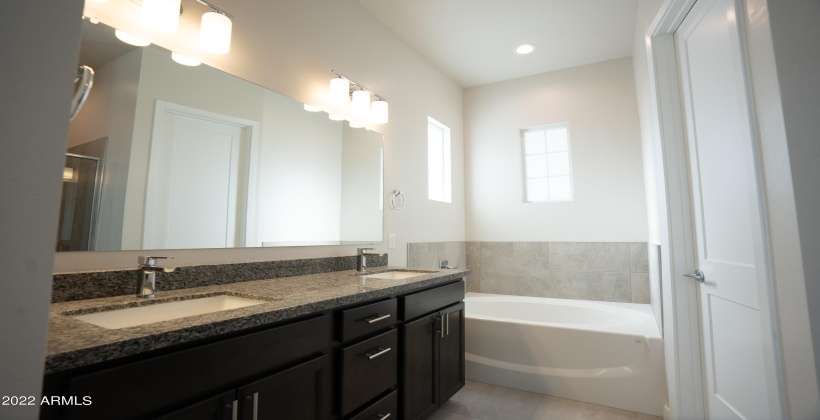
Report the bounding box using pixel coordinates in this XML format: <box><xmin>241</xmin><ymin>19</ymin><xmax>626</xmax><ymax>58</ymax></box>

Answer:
<box><xmin>46</xmin><ymin>267</ymin><xmax>469</xmax><ymax>375</ymax></box>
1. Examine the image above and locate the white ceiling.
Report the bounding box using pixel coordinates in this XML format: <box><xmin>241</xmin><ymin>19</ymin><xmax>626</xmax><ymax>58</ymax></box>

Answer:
<box><xmin>356</xmin><ymin>0</ymin><xmax>639</xmax><ymax>87</ymax></box>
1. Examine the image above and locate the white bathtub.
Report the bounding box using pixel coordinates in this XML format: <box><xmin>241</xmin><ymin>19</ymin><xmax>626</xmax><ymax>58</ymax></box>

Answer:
<box><xmin>465</xmin><ymin>292</ymin><xmax>665</xmax><ymax>416</ymax></box>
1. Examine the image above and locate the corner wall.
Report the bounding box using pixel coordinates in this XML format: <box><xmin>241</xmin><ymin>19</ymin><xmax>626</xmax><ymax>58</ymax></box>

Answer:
<box><xmin>0</xmin><ymin>0</ymin><xmax>85</xmax><ymax>417</ymax></box>
<box><xmin>464</xmin><ymin>58</ymin><xmax>648</xmax><ymax>243</ymax></box>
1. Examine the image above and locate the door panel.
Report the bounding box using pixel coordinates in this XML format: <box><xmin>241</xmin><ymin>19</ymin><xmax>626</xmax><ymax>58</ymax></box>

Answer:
<box><xmin>439</xmin><ymin>303</ymin><xmax>465</xmax><ymax>403</ymax></box>
<box><xmin>675</xmin><ymin>0</ymin><xmax>781</xmax><ymax>418</ymax></box>
<box><xmin>144</xmin><ymin>106</ymin><xmax>247</xmax><ymax>249</ymax></box>
<box><xmin>401</xmin><ymin>314</ymin><xmax>437</xmax><ymax>420</ymax></box>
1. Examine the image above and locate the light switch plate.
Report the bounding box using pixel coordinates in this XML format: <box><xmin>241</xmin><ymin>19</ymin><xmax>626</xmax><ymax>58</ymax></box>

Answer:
<box><xmin>388</xmin><ymin>233</ymin><xmax>396</xmax><ymax>249</ymax></box>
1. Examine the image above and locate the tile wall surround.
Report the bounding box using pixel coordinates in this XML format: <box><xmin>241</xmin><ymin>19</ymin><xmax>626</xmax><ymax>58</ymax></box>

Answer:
<box><xmin>409</xmin><ymin>241</ymin><xmax>651</xmax><ymax>304</ymax></box>
<box><xmin>51</xmin><ymin>255</ymin><xmax>388</xmax><ymax>303</ymax></box>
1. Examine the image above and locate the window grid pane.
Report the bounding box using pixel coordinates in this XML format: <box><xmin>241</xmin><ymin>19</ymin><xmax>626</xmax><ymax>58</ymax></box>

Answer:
<box><xmin>522</xmin><ymin>124</ymin><xmax>572</xmax><ymax>202</ymax></box>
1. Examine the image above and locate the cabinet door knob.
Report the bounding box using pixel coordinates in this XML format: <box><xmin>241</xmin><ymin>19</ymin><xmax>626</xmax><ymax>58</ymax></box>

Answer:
<box><xmin>365</xmin><ymin>347</ymin><xmax>392</xmax><ymax>360</ymax></box>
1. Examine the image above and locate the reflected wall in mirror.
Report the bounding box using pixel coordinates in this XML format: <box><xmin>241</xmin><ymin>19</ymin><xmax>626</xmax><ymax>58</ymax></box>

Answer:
<box><xmin>62</xmin><ymin>20</ymin><xmax>384</xmax><ymax>251</ymax></box>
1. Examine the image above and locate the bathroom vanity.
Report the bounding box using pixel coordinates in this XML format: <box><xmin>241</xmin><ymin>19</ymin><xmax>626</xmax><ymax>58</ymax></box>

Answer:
<box><xmin>41</xmin><ymin>267</ymin><xmax>467</xmax><ymax>420</ymax></box>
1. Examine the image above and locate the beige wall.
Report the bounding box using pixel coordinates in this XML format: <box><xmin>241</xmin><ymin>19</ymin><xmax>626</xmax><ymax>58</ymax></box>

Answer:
<box><xmin>464</xmin><ymin>58</ymin><xmax>648</xmax><ymax>242</ymax></box>
<box><xmin>56</xmin><ymin>0</ymin><xmax>465</xmax><ymax>271</ymax></box>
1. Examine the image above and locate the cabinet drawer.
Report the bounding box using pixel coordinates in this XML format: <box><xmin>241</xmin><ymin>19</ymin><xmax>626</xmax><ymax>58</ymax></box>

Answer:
<box><xmin>348</xmin><ymin>390</ymin><xmax>397</xmax><ymax>420</ymax></box>
<box><xmin>64</xmin><ymin>315</ymin><xmax>331</xmax><ymax>420</ymax></box>
<box><xmin>339</xmin><ymin>298</ymin><xmax>397</xmax><ymax>342</ymax></box>
<box><xmin>401</xmin><ymin>280</ymin><xmax>464</xmax><ymax>321</ymax></box>
<box><xmin>340</xmin><ymin>329</ymin><xmax>398</xmax><ymax>416</ymax></box>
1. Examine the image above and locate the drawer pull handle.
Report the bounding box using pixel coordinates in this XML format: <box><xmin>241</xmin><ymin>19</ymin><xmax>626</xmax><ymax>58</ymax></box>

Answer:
<box><xmin>376</xmin><ymin>413</ymin><xmax>391</xmax><ymax>420</ymax></box>
<box><xmin>366</xmin><ymin>314</ymin><xmax>391</xmax><ymax>324</ymax></box>
<box><xmin>366</xmin><ymin>347</ymin><xmax>392</xmax><ymax>360</ymax></box>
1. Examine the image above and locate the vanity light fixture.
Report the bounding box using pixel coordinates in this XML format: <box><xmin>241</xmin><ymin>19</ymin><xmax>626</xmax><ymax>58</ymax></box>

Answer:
<box><xmin>515</xmin><ymin>44</ymin><xmax>536</xmax><ymax>55</ymax></box>
<box><xmin>351</xmin><ymin>89</ymin><xmax>371</xmax><ymax>119</ymax></box>
<box><xmin>303</xmin><ymin>104</ymin><xmax>322</xmax><ymax>112</ymax></box>
<box><xmin>141</xmin><ymin>0</ymin><xmax>181</xmax><ymax>32</ymax></box>
<box><xmin>370</xmin><ymin>99</ymin><xmax>388</xmax><ymax>124</ymax></box>
<box><xmin>115</xmin><ymin>29</ymin><xmax>151</xmax><ymax>47</ymax></box>
<box><xmin>171</xmin><ymin>52</ymin><xmax>201</xmax><ymax>66</ymax></box>
<box><xmin>196</xmin><ymin>0</ymin><xmax>234</xmax><ymax>54</ymax></box>
<box><xmin>328</xmin><ymin>70</ymin><xmax>389</xmax><ymax>125</ymax></box>
<box><xmin>328</xmin><ymin>114</ymin><xmax>345</xmax><ymax>121</ymax></box>
<box><xmin>328</xmin><ymin>77</ymin><xmax>351</xmax><ymax>106</ymax></box>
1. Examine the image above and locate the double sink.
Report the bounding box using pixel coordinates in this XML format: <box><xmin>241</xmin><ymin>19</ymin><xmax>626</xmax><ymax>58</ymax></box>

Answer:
<box><xmin>68</xmin><ymin>270</ymin><xmax>431</xmax><ymax>330</ymax></box>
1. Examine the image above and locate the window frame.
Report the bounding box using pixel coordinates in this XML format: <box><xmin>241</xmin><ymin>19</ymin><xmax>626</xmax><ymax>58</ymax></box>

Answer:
<box><xmin>427</xmin><ymin>116</ymin><xmax>452</xmax><ymax>203</ymax></box>
<box><xmin>520</xmin><ymin>123</ymin><xmax>574</xmax><ymax>203</ymax></box>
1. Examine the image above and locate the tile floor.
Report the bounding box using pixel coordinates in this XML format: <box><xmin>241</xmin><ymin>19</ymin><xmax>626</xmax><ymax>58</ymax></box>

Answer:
<box><xmin>430</xmin><ymin>380</ymin><xmax>662</xmax><ymax>420</ymax></box>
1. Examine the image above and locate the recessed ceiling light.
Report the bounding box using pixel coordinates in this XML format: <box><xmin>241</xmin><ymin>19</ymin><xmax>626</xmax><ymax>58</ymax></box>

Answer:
<box><xmin>516</xmin><ymin>44</ymin><xmax>536</xmax><ymax>55</ymax></box>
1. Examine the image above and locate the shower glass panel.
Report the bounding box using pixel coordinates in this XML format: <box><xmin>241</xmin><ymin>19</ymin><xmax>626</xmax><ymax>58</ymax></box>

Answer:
<box><xmin>57</xmin><ymin>154</ymin><xmax>102</xmax><ymax>251</ymax></box>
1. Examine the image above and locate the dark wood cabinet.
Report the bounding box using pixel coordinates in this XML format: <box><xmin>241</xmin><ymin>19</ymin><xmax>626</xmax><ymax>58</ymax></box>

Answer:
<box><xmin>438</xmin><ymin>302</ymin><xmax>465</xmax><ymax>403</ymax></box>
<box><xmin>43</xmin><ymin>279</ymin><xmax>465</xmax><ymax>420</ymax></box>
<box><xmin>401</xmin><ymin>314</ymin><xmax>439</xmax><ymax>420</ymax></box>
<box><xmin>155</xmin><ymin>390</ymin><xmax>235</xmax><ymax>420</ymax></box>
<box><xmin>237</xmin><ymin>354</ymin><xmax>331</xmax><ymax>420</ymax></box>
<box><xmin>400</xmin><ymin>290</ymin><xmax>466</xmax><ymax>420</ymax></box>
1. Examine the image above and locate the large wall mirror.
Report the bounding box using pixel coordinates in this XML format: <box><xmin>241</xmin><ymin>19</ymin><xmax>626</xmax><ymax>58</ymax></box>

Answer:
<box><xmin>59</xmin><ymin>20</ymin><xmax>384</xmax><ymax>252</ymax></box>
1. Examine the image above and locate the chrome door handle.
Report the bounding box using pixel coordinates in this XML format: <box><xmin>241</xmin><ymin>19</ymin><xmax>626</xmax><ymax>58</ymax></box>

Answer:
<box><xmin>366</xmin><ymin>314</ymin><xmax>391</xmax><ymax>324</ymax></box>
<box><xmin>684</xmin><ymin>269</ymin><xmax>705</xmax><ymax>283</ymax></box>
<box><xmin>446</xmin><ymin>313</ymin><xmax>450</xmax><ymax>336</ymax></box>
<box><xmin>366</xmin><ymin>347</ymin><xmax>392</xmax><ymax>360</ymax></box>
<box><xmin>439</xmin><ymin>316</ymin><xmax>445</xmax><ymax>338</ymax></box>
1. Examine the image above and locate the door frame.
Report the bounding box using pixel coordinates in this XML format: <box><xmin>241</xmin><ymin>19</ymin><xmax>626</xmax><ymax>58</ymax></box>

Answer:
<box><xmin>144</xmin><ymin>100</ymin><xmax>260</xmax><ymax>248</ymax></box>
<box><xmin>644</xmin><ymin>0</ymin><xmax>785</xmax><ymax>418</ymax></box>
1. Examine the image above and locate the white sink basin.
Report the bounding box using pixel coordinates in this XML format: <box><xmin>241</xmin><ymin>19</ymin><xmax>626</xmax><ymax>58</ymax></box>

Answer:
<box><xmin>71</xmin><ymin>295</ymin><xmax>267</xmax><ymax>329</ymax></box>
<box><xmin>362</xmin><ymin>271</ymin><xmax>429</xmax><ymax>280</ymax></box>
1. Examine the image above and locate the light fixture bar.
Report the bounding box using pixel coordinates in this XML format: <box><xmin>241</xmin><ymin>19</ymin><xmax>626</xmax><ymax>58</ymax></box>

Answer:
<box><xmin>331</xmin><ymin>70</ymin><xmax>386</xmax><ymax>102</ymax></box>
<box><xmin>195</xmin><ymin>0</ymin><xmax>234</xmax><ymax>19</ymax></box>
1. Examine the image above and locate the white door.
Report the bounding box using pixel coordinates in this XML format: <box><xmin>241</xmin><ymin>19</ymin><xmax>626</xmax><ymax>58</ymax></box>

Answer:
<box><xmin>144</xmin><ymin>104</ymin><xmax>250</xmax><ymax>249</ymax></box>
<box><xmin>676</xmin><ymin>0</ymin><xmax>782</xmax><ymax>418</ymax></box>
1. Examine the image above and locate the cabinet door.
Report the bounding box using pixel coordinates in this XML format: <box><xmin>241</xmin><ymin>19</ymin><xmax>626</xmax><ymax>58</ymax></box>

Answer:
<box><xmin>155</xmin><ymin>390</ymin><xmax>236</xmax><ymax>420</ymax></box>
<box><xmin>400</xmin><ymin>314</ymin><xmax>439</xmax><ymax>420</ymax></box>
<box><xmin>438</xmin><ymin>302</ymin><xmax>465</xmax><ymax>403</ymax></box>
<box><xmin>237</xmin><ymin>354</ymin><xmax>331</xmax><ymax>420</ymax></box>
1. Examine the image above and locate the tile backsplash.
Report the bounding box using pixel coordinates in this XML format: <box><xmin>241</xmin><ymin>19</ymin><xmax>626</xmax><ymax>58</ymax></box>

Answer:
<box><xmin>462</xmin><ymin>241</ymin><xmax>650</xmax><ymax>304</ymax></box>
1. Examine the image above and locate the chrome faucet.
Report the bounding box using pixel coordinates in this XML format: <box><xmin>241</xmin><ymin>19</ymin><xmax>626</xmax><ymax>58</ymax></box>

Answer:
<box><xmin>356</xmin><ymin>248</ymin><xmax>386</xmax><ymax>273</ymax></box>
<box><xmin>136</xmin><ymin>256</ymin><xmax>175</xmax><ymax>298</ymax></box>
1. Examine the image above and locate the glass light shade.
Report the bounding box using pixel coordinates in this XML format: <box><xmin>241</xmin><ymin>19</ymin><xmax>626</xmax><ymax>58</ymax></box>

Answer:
<box><xmin>328</xmin><ymin>78</ymin><xmax>350</xmax><ymax>106</ymax></box>
<box><xmin>200</xmin><ymin>12</ymin><xmax>232</xmax><ymax>54</ymax></box>
<box><xmin>328</xmin><ymin>114</ymin><xmax>345</xmax><ymax>121</ymax></box>
<box><xmin>115</xmin><ymin>30</ymin><xmax>151</xmax><ymax>47</ymax></box>
<box><xmin>303</xmin><ymin>104</ymin><xmax>322</xmax><ymax>112</ymax></box>
<box><xmin>351</xmin><ymin>90</ymin><xmax>371</xmax><ymax>119</ymax></box>
<box><xmin>349</xmin><ymin>120</ymin><xmax>365</xmax><ymax>128</ymax></box>
<box><xmin>371</xmin><ymin>100</ymin><xmax>388</xmax><ymax>124</ymax></box>
<box><xmin>171</xmin><ymin>52</ymin><xmax>201</xmax><ymax>66</ymax></box>
<box><xmin>141</xmin><ymin>0</ymin><xmax>181</xmax><ymax>32</ymax></box>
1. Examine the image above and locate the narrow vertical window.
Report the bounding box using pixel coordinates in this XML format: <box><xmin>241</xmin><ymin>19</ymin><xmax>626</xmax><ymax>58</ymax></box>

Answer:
<box><xmin>428</xmin><ymin>117</ymin><xmax>451</xmax><ymax>203</ymax></box>
<box><xmin>522</xmin><ymin>124</ymin><xmax>573</xmax><ymax>202</ymax></box>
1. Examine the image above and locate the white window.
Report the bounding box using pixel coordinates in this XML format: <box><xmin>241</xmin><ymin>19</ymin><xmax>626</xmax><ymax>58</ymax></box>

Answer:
<box><xmin>522</xmin><ymin>124</ymin><xmax>573</xmax><ymax>202</ymax></box>
<box><xmin>428</xmin><ymin>117</ymin><xmax>451</xmax><ymax>203</ymax></box>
